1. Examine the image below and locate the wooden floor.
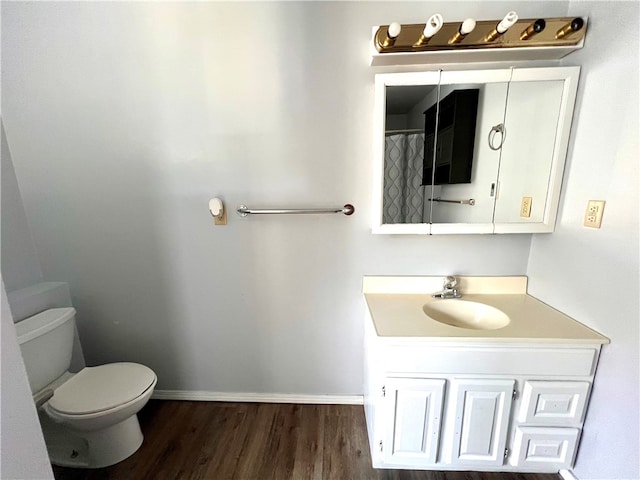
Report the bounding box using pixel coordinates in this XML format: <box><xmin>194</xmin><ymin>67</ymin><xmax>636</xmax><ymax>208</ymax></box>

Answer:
<box><xmin>53</xmin><ymin>400</ymin><xmax>561</xmax><ymax>480</ymax></box>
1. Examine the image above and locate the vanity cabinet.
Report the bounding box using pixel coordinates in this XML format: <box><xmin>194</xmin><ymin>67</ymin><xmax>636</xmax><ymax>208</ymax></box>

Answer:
<box><xmin>362</xmin><ymin>276</ymin><xmax>609</xmax><ymax>473</ymax></box>
<box><xmin>364</xmin><ymin>314</ymin><xmax>602</xmax><ymax>473</ymax></box>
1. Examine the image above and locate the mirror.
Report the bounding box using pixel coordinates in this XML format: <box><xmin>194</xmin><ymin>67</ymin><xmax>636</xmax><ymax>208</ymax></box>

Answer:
<box><xmin>426</xmin><ymin>80</ymin><xmax>508</xmax><ymax>232</ymax></box>
<box><xmin>492</xmin><ymin>78</ymin><xmax>565</xmax><ymax>225</ymax></box>
<box><xmin>382</xmin><ymin>84</ymin><xmax>435</xmax><ymax>225</ymax></box>
<box><xmin>372</xmin><ymin>67</ymin><xmax>580</xmax><ymax>234</ymax></box>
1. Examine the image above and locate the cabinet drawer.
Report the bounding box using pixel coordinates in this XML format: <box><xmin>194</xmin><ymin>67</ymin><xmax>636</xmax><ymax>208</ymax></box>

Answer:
<box><xmin>510</xmin><ymin>426</ymin><xmax>579</xmax><ymax>468</ymax></box>
<box><xmin>381</xmin><ymin>346</ymin><xmax>597</xmax><ymax>377</ymax></box>
<box><xmin>518</xmin><ymin>381</ymin><xmax>590</xmax><ymax>425</ymax></box>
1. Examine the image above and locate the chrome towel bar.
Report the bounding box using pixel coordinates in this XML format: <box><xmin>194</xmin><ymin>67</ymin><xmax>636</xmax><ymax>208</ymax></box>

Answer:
<box><xmin>237</xmin><ymin>204</ymin><xmax>355</xmax><ymax>217</ymax></box>
<box><xmin>428</xmin><ymin>198</ymin><xmax>476</xmax><ymax>206</ymax></box>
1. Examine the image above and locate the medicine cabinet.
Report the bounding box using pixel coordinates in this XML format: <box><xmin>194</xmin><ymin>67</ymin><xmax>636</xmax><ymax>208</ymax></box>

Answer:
<box><xmin>372</xmin><ymin>66</ymin><xmax>580</xmax><ymax>234</ymax></box>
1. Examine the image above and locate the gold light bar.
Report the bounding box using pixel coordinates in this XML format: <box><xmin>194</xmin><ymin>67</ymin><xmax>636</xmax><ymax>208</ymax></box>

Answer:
<box><xmin>373</xmin><ymin>16</ymin><xmax>586</xmax><ymax>53</ymax></box>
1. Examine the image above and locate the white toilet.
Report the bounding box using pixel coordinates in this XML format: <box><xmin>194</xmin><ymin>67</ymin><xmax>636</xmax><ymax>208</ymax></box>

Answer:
<box><xmin>16</xmin><ymin>307</ymin><xmax>157</xmax><ymax>468</ymax></box>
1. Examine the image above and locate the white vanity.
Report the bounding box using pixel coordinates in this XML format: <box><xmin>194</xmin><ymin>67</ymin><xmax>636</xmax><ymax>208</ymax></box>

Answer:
<box><xmin>363</xmin><ymin>276</ymin><xmax>609</xmax><ymax>473</ymax></box>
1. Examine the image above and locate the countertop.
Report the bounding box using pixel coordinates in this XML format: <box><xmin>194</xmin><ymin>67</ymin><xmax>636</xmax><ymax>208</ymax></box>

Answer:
<box><xmin>363</xmin><ymin>276</ymin><xmax>609</xmax><ymax>344</ymax></box>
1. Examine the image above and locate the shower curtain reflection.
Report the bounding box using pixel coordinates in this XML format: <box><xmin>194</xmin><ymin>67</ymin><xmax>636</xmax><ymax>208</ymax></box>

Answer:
<box><xmin>382</xmin><ymin>133</ymin><xmax>426</xmax><ymax>224</ymax></box>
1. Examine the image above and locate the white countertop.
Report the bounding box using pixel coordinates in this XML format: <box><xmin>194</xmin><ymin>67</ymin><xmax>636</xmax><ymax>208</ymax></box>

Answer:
<box><xmin>363</xmin><ymin>276</ymin><xmax>609</xmax><ymax>344</ymax></box>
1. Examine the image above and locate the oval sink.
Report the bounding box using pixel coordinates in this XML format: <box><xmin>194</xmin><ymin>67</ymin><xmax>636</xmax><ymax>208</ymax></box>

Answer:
<box><xmin>423</xmin><ymin>299</ymin><xmax>510</xmax><ymax>330</ymax></box>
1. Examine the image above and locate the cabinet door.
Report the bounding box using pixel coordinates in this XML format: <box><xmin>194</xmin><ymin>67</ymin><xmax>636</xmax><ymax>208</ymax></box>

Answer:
<box><xmin>450</xmin><ymin>378</ymin><xmax>514</xmax><ymax>466</ymax></box>
<box><xmin>382</xmin><ymin>378</ymin><xmax>445</xmax><ymax>466</ymax></box>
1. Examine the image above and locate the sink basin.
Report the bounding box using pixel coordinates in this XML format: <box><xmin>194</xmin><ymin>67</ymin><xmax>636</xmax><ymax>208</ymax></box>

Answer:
<box><xmin>423</xmin><ymin>299</ymin><xmax>510</xmax><ymax>330</ymax></box>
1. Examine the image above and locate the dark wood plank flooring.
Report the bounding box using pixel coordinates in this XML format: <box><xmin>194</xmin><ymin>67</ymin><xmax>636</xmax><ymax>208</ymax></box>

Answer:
<box><xmin>53</xmin><ymin>401</ymin><xmax>561</xmax><ymax>480</ymax></box>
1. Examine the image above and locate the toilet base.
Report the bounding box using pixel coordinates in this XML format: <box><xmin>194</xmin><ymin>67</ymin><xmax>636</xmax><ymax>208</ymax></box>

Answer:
<box><xmin>46</xmin><ymin>414</ymin><xmax>144</xmax><ymax>468</ymax></box>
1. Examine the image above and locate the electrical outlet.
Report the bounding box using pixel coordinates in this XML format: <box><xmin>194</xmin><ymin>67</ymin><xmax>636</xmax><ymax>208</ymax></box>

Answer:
<box><xmin>214</xmin><ymin>209</ymin><xmax>227</xmax><ymax>226</ymax></box>
<box><xmin>584</xmin><ymin>200</ymin><xmax>605</xmax><ymax>228</ymax></box>
<box><xmin>520</xmin><ymin>197</ymin><xmax>532</xmax><ymax>218</ymax></box>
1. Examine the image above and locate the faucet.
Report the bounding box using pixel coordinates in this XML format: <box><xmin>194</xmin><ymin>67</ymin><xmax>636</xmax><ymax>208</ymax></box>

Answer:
<box><xmin>432</xmin><ymin>276</ymin><xmax>462</xmax><ymax>299</ymax></box>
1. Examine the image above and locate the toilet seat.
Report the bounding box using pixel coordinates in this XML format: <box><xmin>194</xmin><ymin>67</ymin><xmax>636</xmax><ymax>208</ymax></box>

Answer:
<box><xmin>48</xmin><ymin>363</ymin><xmax>156</xmax><ymax>415</ymax></box>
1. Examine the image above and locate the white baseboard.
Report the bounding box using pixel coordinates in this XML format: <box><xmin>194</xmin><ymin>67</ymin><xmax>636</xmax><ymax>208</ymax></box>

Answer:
<box><xmin>559</xmin><ymin>469</ymin><xmax>578</xmax><ymax>480</ymax></box>
<box><xmin>152</xmin><ymin>390</ymin><xmax>364</xmax><ymax>405</ymax></box>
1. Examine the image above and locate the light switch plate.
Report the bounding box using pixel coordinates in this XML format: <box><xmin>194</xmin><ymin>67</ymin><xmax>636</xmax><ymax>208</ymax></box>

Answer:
<box><xmin>584</xmin><ymin>200</ymin><xmax>605</xmax><ymax>228</ymax></box>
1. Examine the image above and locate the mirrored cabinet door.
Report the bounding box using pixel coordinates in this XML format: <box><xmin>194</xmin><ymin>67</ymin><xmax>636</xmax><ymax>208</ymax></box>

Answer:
<box><xmin>427</xmin><ymin>71</ymin><xmax>510</xmax><ymax>234</ymax></box>
<box><xmin>492</xmin><ymin>67</ymin><xmax>580</xmax><ymax>233</ymax></box>
<box><xmin>493</xmin><ymin>79</ymin><xmax>564</xmax><ymax>224</ymax></box>
<box><xmin>383</xmin><ymin>84</ymin><xmax>437</xmax><ymax>226</ymax></box>
<box><xmin>372</xmin><ymin>67</ymin><xmax>580</xmax><ymax>235</ymax></box>
<box><xmin>374</xmin><ymin>71</ymin><xmax>440</xmax><ymax>234</ymax></box>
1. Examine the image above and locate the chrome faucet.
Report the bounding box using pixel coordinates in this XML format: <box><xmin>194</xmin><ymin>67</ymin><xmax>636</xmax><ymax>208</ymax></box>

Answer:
<box><xmin>432</xmin><ymin>276</ymin><xmax>462</xmax><ymax>299</ymax></box>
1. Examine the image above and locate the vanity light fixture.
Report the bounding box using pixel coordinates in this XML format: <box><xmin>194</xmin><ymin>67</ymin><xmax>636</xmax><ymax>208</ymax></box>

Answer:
<box><xmin>448</xmin><ymin>18</ymin><xmax>476</xmax><ymax>44</ymax></box>
<box><xmin>414</xmin><ymin>14</ymin><xmax>444</xmax><ymax>46</ymax></box>
<box><xmin>520</xmin><ymin>19</ymin><xmax>546</xmax><ymax>40</ymax></box>
<box><xmin>382</xmin><ymin>22</ymin><xmax>402</xmax><ymax>48</ymax></box>
<box><xmin>484</xmin><ymin>11</ymin><xmax>518</xmax><ymax>42</ymax></box>
<box><xmin>371</xmin><ymin>16</ymin><xmax>587</xmax><ymax>65</ymax></box>
<box><xmin>555</xmin><ymin>17</ymin><xmax>584</xmax><ymax>39</ymax></box>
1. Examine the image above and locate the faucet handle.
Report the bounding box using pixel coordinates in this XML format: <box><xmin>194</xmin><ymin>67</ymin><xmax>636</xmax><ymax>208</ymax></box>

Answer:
<box><xmin>443</xmin><ymin>276</ymin><xmax>457</xmax><ymax>289</ymax></box>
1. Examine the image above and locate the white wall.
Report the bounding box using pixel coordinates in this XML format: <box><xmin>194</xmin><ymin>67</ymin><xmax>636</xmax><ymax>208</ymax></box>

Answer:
<box><xmin>1</xmin><ymin>123</ymin><xmax>53</xmax><ymax>478</ymax></box>
<box><xmin>1</xmin><ymin>123</ymin><xmax>43</xmax><ymax>291</ymax></box>
<box><xmin>528</xmin><ymin>3</ymin><xmax>640</xmax><ymax>480</ymax></box>
<box><xmin>3</xmin><ymin>2</ymin><xmax>564</xmax><ymax>396</ymax></box>
<box><xmin>1</xmin><ymin>281</ymin><xmax>53</xmax><ymax>480</ymax></box>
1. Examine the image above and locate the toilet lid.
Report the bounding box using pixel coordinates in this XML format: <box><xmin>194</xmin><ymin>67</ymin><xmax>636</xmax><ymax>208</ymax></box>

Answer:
<box><xmin>48</xmin><ymin>363</ymin><xmax>156</xmax><ymax>415</ymax></box>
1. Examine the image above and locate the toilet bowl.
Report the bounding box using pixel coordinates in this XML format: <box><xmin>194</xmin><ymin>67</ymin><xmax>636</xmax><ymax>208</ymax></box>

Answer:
<box><xmin>16</xmin><ymin>308</ymin><xmax>157</xmax><ymax>468</ymax></box>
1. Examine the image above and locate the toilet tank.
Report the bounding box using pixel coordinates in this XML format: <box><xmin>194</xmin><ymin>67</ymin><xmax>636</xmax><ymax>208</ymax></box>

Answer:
<box><xmin>16</xmin><ymin>307</ymin><xmax>76</xmax><ymax>394</ymax></box>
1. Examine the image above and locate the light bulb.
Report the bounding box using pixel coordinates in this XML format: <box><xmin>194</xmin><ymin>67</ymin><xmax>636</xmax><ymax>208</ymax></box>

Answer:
<box><xmin>555</xmin><ymin>17</ymin><xmax>584</xmax><ymax>39</ymax></box>
<box><xmin>484</xmin><ymin>11</ymin><xmax>518</xmax><ymax>42</ymax></box>
<box><xmin>388</xmin><ymin>22</ymin><xmax>402</xmax><ymax>38</ymax></box>
<box><xmin>520</xmin><ymin>19</ymin><xmax>546</xmax><ymax>40</ymax></box>
<box><xmin>497</xmin><ymin>11</ymin><xmax>518</xmax><ymax>34</ymax></box>
<box><xmin>424</xmin><ymin>14</ymin><xmax>444</xmax><ymax>38</ymax></box>
<box><xmin>414</xmin><ymin>13</ymin><xmax>443</xmax><ymax>46</ymax></box>
<box><xmin>380</xmin><ymin>22</ymin><xmax>402</xmax><ymax>48</ymax></box>
<box><xmin>449</xmin><ymin>18</ymin><xmax>476</xmax><ymax>44</ymax></box>
<box><xmin>460</xmin><ymin>18</ymin><xmax>476</xmax><ymax>35</ymax></box>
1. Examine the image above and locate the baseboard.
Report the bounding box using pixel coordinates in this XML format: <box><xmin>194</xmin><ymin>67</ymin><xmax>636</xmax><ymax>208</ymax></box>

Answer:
<box><xmin>152</xmin><ymin>390</ymin><xmax>364</xmax><ymax>405</ymax></box>
<box><xmin>559</xmin><ymin>469</ymin><xmax>578</xmax><ymax>480</ymax></box>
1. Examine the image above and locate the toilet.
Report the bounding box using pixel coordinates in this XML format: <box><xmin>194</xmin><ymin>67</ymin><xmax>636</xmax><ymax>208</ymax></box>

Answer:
<box><xmin>16</xmin><ymin>307</ymin><xmax>157</xmax><ymax>468</ymax></box>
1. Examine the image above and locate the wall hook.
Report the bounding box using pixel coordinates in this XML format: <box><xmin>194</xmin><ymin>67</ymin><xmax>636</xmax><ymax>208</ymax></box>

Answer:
<box><xmin>209</xmin><ymin>198</ymin><xmax>227</xmax><ymax>225</ymax></box>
